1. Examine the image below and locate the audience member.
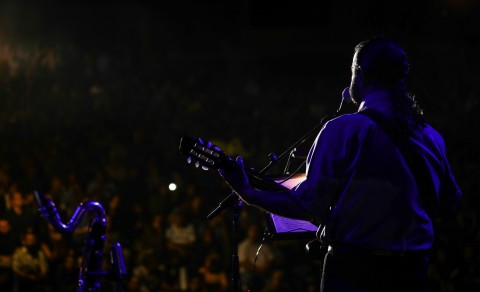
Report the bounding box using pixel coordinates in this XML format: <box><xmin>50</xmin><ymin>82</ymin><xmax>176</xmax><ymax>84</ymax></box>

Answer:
<box><xmin>12</xmin><ymin>230</ymin><xmax>49</xmax><ymax>291</ymax></box>
<box><xmin>0</xmin><ymin>218</ymin><xmax>18</xmax><ymax>291</ymax></box>
<box><xmin>5</xmin><ymin>191</ymin><xmax>37</xmax><ymax>236</ymax></box>
<box><xmin>197</xmin><ymin>251</ymin><xmax>229</xmax><ymax>291</ymax></box>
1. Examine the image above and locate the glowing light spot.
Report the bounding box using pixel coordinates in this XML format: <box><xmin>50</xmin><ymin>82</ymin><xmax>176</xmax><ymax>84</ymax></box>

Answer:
<box><xmin>168</xmin><ymin>183</ymin><xmax>177</xmax><ymax>191</ymax></box>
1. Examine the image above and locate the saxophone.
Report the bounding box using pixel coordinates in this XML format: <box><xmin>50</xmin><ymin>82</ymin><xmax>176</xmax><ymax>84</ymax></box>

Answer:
<box><xmin>35</xmin><ymin>191</ymin><xmax>126</xmax><ymax>292</ymax></box>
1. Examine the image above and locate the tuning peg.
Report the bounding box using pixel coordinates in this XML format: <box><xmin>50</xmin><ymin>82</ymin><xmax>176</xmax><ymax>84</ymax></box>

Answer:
<box><xmin>187</xmin><ymin>157</ymin><xmax>192</xmax><ymax>164</ymax></box>
<box><xmin>202</xmin><ymin>166</ymin><xmax>209</xmax><ymax>171</ymax></box>
<box><xmin>195</xmin><ymin>161</ymin><xmax>200</xmax><ymax>168</ymax></box>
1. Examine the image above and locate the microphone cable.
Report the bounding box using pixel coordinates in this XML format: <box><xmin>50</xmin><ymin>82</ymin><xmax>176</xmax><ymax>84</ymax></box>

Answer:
<box><xmin>247</xmin><ymin>227</ymin><xmax>270</xmax><ymax>292</ymax></box>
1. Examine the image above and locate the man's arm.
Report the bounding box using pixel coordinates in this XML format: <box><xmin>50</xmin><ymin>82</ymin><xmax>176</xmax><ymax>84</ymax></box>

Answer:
<box><xmin>219</xmin><ymin>156</ymin><xmax>312</xmax><ymax>221</ymax></box>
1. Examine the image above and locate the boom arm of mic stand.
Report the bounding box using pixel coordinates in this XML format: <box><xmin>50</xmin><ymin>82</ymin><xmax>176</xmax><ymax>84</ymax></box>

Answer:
<box><xmin>259</xmin><ymin>112</ymin><xmax>339</xmax><ymax>174</ymax></box>
<box><xmin>207</xmin><ymin>191</ymin><xmax>239</xmax><ymax>220</ymax></box>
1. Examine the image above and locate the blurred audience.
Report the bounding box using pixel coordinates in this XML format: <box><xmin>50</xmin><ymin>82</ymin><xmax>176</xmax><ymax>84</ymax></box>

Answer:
<box><xmin>0</xmin><ymin>38</ymin><xmax>476</xmax><ymax>292</ymax></box>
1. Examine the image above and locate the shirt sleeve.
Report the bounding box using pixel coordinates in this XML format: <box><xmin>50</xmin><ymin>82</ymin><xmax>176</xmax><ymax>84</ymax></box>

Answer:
<box><xmin>291</xmin><ymin>115</ymin><xmax>363</xmax><ymax>225</ymax></box>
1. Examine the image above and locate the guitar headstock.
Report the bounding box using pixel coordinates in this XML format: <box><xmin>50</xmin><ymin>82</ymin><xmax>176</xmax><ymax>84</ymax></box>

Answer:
<box><xmin>180</xmin><ymin>135</ymin><xmax>291</xmax><ymax>192</ymax></box>
<box><xmin>179</xmin><ymin>135</ymin><xmax>232</xmax><ymax>171</ymax></box>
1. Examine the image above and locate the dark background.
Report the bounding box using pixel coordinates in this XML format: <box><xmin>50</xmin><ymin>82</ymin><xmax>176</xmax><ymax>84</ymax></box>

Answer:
<box><xmin>2</xmin><ymin>0</ymin><xmax>478</xmax><ymax>174</ymax></box>
<box><xmin>0</xmin><ymin>0</ymin><xmax>479</xmax><ymax>290</ymax></box>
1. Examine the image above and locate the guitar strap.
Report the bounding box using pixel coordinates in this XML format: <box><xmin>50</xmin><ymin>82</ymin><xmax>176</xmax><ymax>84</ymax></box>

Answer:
<box><xmin>358</xmin><ymin>109</ymin><xmax>437</xmax><ymax>216</ymax></box>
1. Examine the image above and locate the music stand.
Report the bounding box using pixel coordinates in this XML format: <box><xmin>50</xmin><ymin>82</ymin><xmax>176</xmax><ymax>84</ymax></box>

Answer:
<box><xmin>264</xmin><ymin>173</ymin><xmax>318</xmax><ymax>240</ymax></box>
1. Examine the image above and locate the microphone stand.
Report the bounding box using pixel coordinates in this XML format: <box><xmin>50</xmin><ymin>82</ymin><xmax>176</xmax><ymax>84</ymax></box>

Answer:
<box><xmin>207</xmin><ymin>94</ymin><xmax>351</xmax><ymax>292</ymax></box>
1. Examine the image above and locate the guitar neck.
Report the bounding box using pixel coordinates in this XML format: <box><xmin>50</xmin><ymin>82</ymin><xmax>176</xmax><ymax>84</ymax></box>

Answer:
<box><xmin>245</xmin><ymin>169</ymin><xmax>289</xmax><ymax>191</ymax></box>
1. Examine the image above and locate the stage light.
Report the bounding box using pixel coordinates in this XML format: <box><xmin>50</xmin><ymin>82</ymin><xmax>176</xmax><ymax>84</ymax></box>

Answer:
<box><xmin>168</xmin><ymin>183</ymin><xmax>177</xmax><ymax>191</ymax></box>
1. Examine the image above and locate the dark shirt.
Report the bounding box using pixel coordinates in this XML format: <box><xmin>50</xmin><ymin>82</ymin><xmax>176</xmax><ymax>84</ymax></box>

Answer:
<box><xmin>292</xmin><ymin>90</ymin><xmax>462</xmax><ymax>251</ymax></box>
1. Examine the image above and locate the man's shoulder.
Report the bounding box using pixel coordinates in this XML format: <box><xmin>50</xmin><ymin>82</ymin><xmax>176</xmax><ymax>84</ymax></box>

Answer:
<box><xmin>415</xmin><ymin>123</ymin><xmax>447</xmax><ymax>149</ymax></box>
<box><xmin>316</xmin><ymin>113</ymin><xmax>377</xmax><ymax>143</ymax></box>
<box><xmin>325</xmin><ymin>112</ymin><xmax>377</xmax><ymax>130</ymax></box>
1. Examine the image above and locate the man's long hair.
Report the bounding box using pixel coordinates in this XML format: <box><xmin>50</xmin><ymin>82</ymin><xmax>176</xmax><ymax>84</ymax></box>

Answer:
<box><xmin>355</xmin><ymin>36</ymin><xmax>425</xmax><ymax>131</ymax></box>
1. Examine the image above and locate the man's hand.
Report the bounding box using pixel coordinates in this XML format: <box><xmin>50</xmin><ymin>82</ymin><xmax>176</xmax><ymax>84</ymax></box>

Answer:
<box><xmin>218</xmin><ymin>156</ymin><xmax>251</xmax><ymax>198</ymax></box>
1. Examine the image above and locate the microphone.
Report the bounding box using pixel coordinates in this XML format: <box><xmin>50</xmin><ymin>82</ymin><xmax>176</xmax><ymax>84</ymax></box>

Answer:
<box><xmin>337</xmin><ymin>87</ymin><xmax>352</xmax><ymax>114</ymax></box>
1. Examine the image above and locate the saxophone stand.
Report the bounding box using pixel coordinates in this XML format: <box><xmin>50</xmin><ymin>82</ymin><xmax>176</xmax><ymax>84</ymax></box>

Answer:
<box><xmin>35</xmin><ymin>191</ymin><xmax>127</xmax><ymax>292</ymax></box>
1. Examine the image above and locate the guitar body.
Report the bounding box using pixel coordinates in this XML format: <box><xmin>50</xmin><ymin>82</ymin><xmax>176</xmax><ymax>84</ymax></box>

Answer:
<box><xmin>275</xmin><ymin>173</ymin><xmax>306</xmax><ymax>190</ymax></box>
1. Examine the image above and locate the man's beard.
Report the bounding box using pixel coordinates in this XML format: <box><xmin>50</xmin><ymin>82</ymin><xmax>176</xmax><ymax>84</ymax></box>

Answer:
<box><xmin>349</xmin><ymin>82</ymin><xmax>362</xmax><ymax>105</ymax></box>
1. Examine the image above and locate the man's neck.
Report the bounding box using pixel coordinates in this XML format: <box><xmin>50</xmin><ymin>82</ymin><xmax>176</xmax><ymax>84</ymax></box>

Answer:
<box><xmin>358</xmin><ymin>89</ymin><xmax>395</xmax><ymax>117</ymax></box>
